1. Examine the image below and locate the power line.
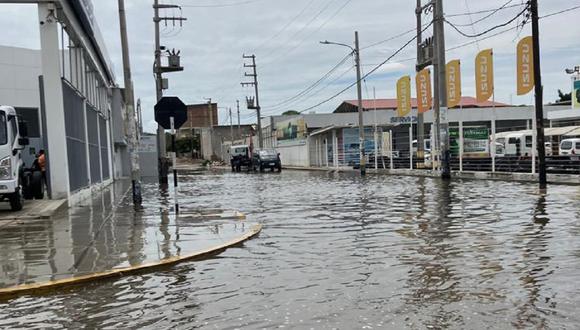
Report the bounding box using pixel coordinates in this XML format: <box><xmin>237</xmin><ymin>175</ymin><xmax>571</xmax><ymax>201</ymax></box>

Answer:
<box><xmin>262</xmin><ymin>0</ymin><xmax>353</xmax><ymax>67</ymax></box>
<box><xmin>297</xmin><ymin>22</ymin><xmax>432</xmax><ymax>113</ymax></box>
<box><xmin>451</xmin><ymin>0</ymin><xmax>519</xmax><ymax>27</ymax></box>
<box><xmin>360</xmin><ymin>27</ymin><xmax>417</xmax><ymax>50</ymax></box>
<box><xmin>293</xmin><ymin>3</ymin><xmax>578</xmax><ymax>114</ymax></box>
<box><xmin>260</xmin><ymin>63</ymin><xmax>354</xmax><ymax>116</ymax></box>
<box><xmin>252</xmin><ymin>0</ymin><xmax>317</xmax><ymax>53</ymax></box>
<box><xmin>264</xmin><ymin>52</ymin><xmax>352</xmax><ymax>109</ymax></box>
<box><xmin>540</xmin><ymin>4</ymin><xmax>580</xmax><ymax>19</ymax></box>
<box><xmin>445</xmin><ymin>3</ymin><xmax>529</xmax><ymax>38</ymax></box>
<box><xmin>260</xmin><ymin>0</ymin><xmax>338</xmax><ymax>61</ymax></box>
<box><xmin>446</xmin><ymin>3</ymin><xmax>523</xmax><ymax>17</ymax></box>
<box><xmin>225</xmin><ymin>3</ymin><xmax>580</xmax><ymax>117</ymax></box>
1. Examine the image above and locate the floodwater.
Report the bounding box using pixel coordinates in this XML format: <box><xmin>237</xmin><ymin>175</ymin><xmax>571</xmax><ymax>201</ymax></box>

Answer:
<box><xmin>1</xmin><ymin>169</ymin><xmax>580</xmax><ymax>329</ymax></box>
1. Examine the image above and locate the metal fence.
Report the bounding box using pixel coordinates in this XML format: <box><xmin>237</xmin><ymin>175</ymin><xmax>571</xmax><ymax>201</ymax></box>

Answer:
<box><xmin>99</xmin><ymin>115</ymin><xmax>110</xmax><ymax>180</ymax></box>
<box><xmin>308</xmin><ymin>120</ymin><xmax>580</xmax><ymax>175</ymax></box>
<box><xmin>86</xmin><ymin>105</ymin><xmax>101</xmax><ymax>184</ymax></box>
<box><xmin>63</xmin><ymin>82</ymin><xmax>89</xmax><ymax>192</ymax></box>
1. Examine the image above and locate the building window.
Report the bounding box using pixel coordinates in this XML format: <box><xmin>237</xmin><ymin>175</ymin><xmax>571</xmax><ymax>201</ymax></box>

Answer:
<box><xmin>15</xmin><ymin>108</ymin><xmax>41</xmax><ymax>138</ymax></box>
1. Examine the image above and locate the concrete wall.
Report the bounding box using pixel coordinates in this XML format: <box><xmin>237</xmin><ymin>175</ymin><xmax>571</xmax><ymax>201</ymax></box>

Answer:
<box><xmin>0</xmin><ymin>45</ymin><xmax>41</xmax><ymax>108</ymax></box>
<box><xmin>278</xmin><ymin>143</ymin><xmax>309</xmax><ymax>167</ymax></box>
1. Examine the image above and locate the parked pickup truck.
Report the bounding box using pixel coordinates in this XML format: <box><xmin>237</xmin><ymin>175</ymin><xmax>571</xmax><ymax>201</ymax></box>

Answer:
<box><xmin>229</xmin><ymin>145</ymin><xmax>252</xmax><ymax>172</ymax></box>
<box><xmin>252</xmin><ymin>149</ymin><xmax>282</xmax><ymax>172</ymax></box>
<box><xmin>0</xmin><ymin>106</ymin><xmax>43</xmax><ymax>211</ymax></box>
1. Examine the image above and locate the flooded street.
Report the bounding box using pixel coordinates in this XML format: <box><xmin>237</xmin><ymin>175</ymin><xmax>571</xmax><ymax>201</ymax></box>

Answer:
<box><xmin>1</xmin><ymin>169</ymin><xmax>580</xmax><ymax>329</ymax></box>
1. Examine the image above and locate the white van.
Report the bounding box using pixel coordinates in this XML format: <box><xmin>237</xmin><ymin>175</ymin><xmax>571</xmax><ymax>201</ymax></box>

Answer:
<box><xmin>559</xmin><ymin>138</ymin><xmax>580</xmax><ymax>155</ymax></box>
<box><xmin>505</xmin><ymin>132</ymin><xmax>554</xmax><ymax>157</ymax></box>
<box><xmin>505</xmin><ymin>132</ymin><xmax>533</xmax><ymax>156</ymax></box>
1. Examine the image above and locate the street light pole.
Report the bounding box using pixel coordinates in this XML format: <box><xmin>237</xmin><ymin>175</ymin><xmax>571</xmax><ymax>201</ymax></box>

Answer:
<box><xmin>320</xmin><ymin>31</ymin><xmax>365</xmax><ymax>176</ymax></box>
<box><xmin>354</xmin><ymin>31</ymin><xmax>365</xmax><ymax>176</ymax></box>
<box><xmin>118</xmin><ymin>0</ymin><xmax>142</xmax><ymax>206</ymax></box>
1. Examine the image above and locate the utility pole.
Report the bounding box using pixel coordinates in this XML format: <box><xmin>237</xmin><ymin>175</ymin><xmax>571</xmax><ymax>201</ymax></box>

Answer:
<box><xmin>415</xmin><ymin>0</ymin><xmax>427</xmax><ymax>167</ymax></box>
<box><xmin>118</xmin><ymin>0</ymin><xmax>142</xmax><ymax>206</ymax></box>
<box><xmin>205</xmin><ymin>98</ymin><xmax>214</xmax><ymax>159</ymax></box>
<box><xmin>242</xmin><ymin>54</ymin><xmax>263</xmax><ymax>149</ymax></box>
<box><xmin>153</xmin><ymin>0</ymin><xmax>186</xmax><ymax>184</ymax></box>
<box><xmin>319</xmin><ymin>32</ymin><xmax>365</xmax><ymax>176</ymax></box>
<box><xmin>354</xmin><ymin>31</ymin><xmax>365</xmax><ymax>176</ymax></box>
<box><xmin>433</xmin><ymin>0</ymin><xmax>450</xmax><ymax>179</ymax></box>
<box><xmin>229</xmin><ymin>107</ymin><xmax>234</xmax><ymax>144</ymax></box>
<box><xmin>236</xmin><ymin>99</ymin><xmax>241</xmax><ymax>137</ymax></box>
<box><xmin>136</xmin><ymin>98</ymin><xmax>143</xmax><ymax>137</ymax></box>
<box><xmin>531</xmin><ymin>0</ymin><xmax>547</xmax><ymax>189</ymax></box>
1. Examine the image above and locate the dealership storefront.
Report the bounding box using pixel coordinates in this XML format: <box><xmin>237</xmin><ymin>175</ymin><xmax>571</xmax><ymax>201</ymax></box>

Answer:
<box><xmin>264</xmin><ymin>102</ymin><xmax>571</xmax><ymax>169</ymax></box>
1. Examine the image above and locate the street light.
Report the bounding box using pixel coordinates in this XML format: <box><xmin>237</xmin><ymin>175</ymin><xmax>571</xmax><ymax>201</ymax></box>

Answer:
<box><xmin>320</xmin><ymin>31</ymin><xmax>366</xmax><ymax>176</ymax></box>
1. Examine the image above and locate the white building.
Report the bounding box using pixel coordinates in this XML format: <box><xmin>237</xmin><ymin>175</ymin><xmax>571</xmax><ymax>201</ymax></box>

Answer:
<box><xmin>0</xmin><ymin>1</ymin><xmax>130</xmax><ymax>205</ymax></box>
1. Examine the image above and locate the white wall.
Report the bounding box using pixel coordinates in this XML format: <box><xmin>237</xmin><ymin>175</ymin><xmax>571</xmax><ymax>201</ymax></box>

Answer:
<box><xmin>278</xmin><ymin>143</ymin><xmax>309</xmax><ymax>167</ymax></box>
<box><xmin>0</xmin><ymin>45</ymin><xmax>41</xmax><ymax>108</ymax></box>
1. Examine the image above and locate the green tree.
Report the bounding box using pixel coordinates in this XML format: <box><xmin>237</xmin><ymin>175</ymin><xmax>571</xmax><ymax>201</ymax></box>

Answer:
<box><xmin>282</xmin><ymin>110</ymin><xmax>300</xmax><ymax>116</ymax></box>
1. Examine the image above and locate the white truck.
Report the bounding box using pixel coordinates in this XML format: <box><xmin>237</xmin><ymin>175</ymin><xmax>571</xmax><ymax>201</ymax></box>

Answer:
<box><xmin>0</xmin><ymin>105</ymin><xmax>43</xmax><ymax>211</ymax></box>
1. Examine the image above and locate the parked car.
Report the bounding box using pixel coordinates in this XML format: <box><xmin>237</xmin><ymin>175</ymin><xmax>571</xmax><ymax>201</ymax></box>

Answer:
<box><xmin>252</xmin><ymin>149</ymin><xmax>281</xmax><ymax>172</ymax></box>
<box><xmin>559</xmin><ymin>138</ymin><xmax>580</xmax><ymax>155</ymax></box>
<box><xmin>229</xmin><ymin>145</ymin><xmax>252</xmax><ymax>172</ymax></box>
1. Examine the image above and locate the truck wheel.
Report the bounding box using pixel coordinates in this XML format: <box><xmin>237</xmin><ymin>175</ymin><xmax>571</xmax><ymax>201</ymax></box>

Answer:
<box><xmin>31</xmin><ymin>171</ymin><xmax>44</xmax><ymax>199</ymax></box>
<box><xmin>277</xmin><ymin>165</ymin><xmax>282</xmax><ymax>172</ymax></box>
<box><xmin>22</xmin><ymin>172</ymin><xmax>34</xmax><ymax>200</ymax></box>
<box><xmin>259</xmin><ymin>165</ymin><xmax>264</xmax><ymax>172</ymax></box>
<box><xmin>9</xmin><ymin>188</ymin><xmax>23</xmax><ymax>211</ymax></box>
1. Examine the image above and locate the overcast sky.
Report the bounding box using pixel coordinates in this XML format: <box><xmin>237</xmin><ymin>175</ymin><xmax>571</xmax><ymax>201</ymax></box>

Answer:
<box><xmin>1</xmin><ymin>0</ymin><xmax>579</xmax><ymax>133</ymax></box>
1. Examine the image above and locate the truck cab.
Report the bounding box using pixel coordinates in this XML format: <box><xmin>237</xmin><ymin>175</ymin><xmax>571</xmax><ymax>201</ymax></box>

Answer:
<box><xmin>229</xmin><ymin>145</ymin><xmax>252</xmax><ymax>172</ymax></box>
<box><xmin>0</xmin><ymin>105</ymin><xmax>42</xmax><ymax>211</ymax></box>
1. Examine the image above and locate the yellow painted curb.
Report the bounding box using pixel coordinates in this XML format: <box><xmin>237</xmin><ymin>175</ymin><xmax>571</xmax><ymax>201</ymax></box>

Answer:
<box><xmin>0</xmin><ymin>224</ymin><xmax>262</xmax><ymax>300</ymax></box>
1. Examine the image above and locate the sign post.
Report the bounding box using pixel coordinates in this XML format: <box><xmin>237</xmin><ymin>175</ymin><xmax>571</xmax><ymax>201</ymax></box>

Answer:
<box><xmin>154</xmin><ymin>96</ymin><xmax>187</xmax><ymax>214</ymax></box>
<box><xmin>170</xmin><ymin>116</ymin><xmax>179</xmax><ymax>213</ymax></box>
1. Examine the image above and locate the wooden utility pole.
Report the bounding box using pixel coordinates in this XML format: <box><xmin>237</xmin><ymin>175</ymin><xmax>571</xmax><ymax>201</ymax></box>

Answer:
<box><xmin>118</xmin><ymin>0</ymin><xmax>142</xmax><ymax>205</ymax></box>
<box><xmin>242</xmin><ymin>55</ymin><xmax>263</xmax><ymax>149</ymax></box>
<box><xmin>531</xmin><ymin>0</ymin><xmax>547</xmax><ymax>189</ymax></box>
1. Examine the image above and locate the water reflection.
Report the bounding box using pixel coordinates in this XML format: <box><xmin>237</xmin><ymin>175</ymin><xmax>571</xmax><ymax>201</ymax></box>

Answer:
<box><xmin>513</xmin><ymin>194</ymin><xmax>554</xmax><ymax>328</ymax></box>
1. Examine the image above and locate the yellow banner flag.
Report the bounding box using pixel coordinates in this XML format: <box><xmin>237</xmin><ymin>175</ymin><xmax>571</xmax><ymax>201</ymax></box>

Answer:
<box><xmin>475</xmin><ymin>49</ymin><xmax>494</xmax><ymax>102</ymax></box>
<box><xmin>416</xmin><ymin>69</ymin><xmax>432</xmax><ymax>113</ymax></box>
<box><xmin>396</xmin><ymin>76</ymin><xmax>411</xmax><ymax>117</ymax></box>
<box><xmin>446</xmin><ymin>60</ymin><xmax>462</xmax><ymax>108</ymax></box>
<box><xmin>517</xmin><ymin>36</ymin><xmax>534</xmax><ymax>95</ymax></box>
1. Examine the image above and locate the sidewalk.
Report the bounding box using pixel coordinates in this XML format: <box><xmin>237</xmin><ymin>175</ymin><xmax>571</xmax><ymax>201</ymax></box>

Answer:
<box><xmin>0</xmin><ymin>178</ymin><xmax>260</xmax><ymax>297</ymax></box>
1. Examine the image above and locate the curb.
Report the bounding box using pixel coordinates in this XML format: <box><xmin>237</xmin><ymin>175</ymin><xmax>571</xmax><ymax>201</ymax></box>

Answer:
<box><xmin>0</xmin><ymin>224</ymin><xmax>262</xmax><ymax>300</ymax></box>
